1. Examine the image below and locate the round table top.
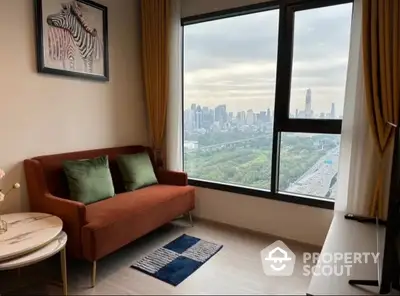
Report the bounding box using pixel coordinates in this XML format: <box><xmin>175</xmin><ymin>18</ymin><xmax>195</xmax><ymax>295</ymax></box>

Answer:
<box><xmin>0</xmin><ymin>212</ymin><xmax>63</xmax><ymax>262</ymax></box>
<box><xmin>0</xmin><ymin>231</ymin><xmax>67</xmax><ymax>270</ymax></box>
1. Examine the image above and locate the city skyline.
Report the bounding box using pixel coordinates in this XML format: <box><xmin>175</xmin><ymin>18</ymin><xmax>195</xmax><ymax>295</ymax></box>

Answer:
<box><xmin>184</xmin><ymin>88</ymin><xmax>339</xmax><ymax>131</ymax></box>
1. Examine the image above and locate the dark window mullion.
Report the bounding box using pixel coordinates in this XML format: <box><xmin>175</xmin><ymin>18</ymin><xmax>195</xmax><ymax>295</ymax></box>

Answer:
<box><xmin>271</xmin><ymin>3</ymin><xmax>294</xmax><ymax>193</ymax></box>
<box><xmin>282</xmin><ymin>119</ymin><xmax>342</xmax><ymax>134</ymax></box>
<box><xmin>271</xmin><ymin>130</ymin><xmax>281</xmax><ymax>193</ymax></box>
<box><xmin>290</xmin><ymin>0</ymin><xmax>353</xmax><ymax>13</ymax></box>
<box><xmin>274</xmin><ymin>3</ymin><xmax>295</xmax><ymax>129</ymax></box>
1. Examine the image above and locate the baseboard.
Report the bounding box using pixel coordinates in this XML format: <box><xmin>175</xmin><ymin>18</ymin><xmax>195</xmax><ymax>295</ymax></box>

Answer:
<box><xmin>193</xmin><ymin>215</ymin><xmax>322</xmax><ymax>250</ymax></box>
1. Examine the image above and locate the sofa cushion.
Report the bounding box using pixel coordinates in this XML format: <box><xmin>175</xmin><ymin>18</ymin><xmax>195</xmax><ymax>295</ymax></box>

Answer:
<box><xmin>116</xmin><ymin>152</ymin><xmax>158</xmax><ymax>191</ymax></box>
<box><xmin>63</xmin><ymin>155</ymin><xmax>115</xmax><ymax>205</ymax></box>
<box><xmin>32</xmin><ymin>145</ymin><xmax>154</xmax><ymax>198</ymax></box>
<box><xmin>86</xmin><ymin>184</ymin><xmax>194</xmax><ymax>224</ymax></box>
<box><xmin>82</xmin><ymin>184</ymin><xmax>195</xmax><ymax>261</ymax></box>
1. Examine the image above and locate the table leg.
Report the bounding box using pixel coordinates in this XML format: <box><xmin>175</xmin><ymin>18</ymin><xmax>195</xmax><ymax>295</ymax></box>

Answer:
<box><xmin>60</xmin><ymin>247</ymin><xmax>67</xmax><ymax>296</ymax></box>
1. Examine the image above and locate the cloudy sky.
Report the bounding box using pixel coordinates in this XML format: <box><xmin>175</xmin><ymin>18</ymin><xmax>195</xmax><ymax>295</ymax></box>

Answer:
<box><xmin>183</xmin><ymin>3</ymin><xmax>353</xmax><ymax>117</ymax></box>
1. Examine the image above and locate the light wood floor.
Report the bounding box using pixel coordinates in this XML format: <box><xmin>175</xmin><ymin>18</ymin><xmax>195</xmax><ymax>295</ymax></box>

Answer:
<box><xmin>0</xmin><ymin>219</ymin><xmax>320</xmax><ymax>295</ymax></box>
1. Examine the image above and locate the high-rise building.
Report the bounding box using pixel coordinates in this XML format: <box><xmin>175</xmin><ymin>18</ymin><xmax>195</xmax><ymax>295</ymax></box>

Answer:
<box><xmin>305</xmin><ymin>89</ymin><xmax>312</xmax><ymax>118</ymax></box>
<box><xmin>228</xmin><ymin>112</ymin><xmax>233</xmax><ymax>122</ymax></box>
<box><xmin>221</xmin><ymin>105</ymin><xmax>227</xmax><ymax>123</ymax></box>
<box><xmin>184</xmin><ymin>109</ymin><xmax>193</xmax><ymax>131</ymax></box>
<box><xmin>210</xmin><ymin>109</ymin><xmax>215</xmax><ymax>123</ymax></box>
<box><xmin>260</xmin><ymin>111</ymin><xmax>267</xmax><ymax>123</ymax></box>
<box><xmin>200</xmin><ymin>107</ymin><xmax>214</xmax><ymax>129</ymax></box>
<box><xmin>195</xmin><ymin>106</ymin><xmax>202</xmax><ymax>129</ymax></box>
<box><xmin>330</xmin><ymin>103</ymin><xmax>336</xmax><ymax>119</ymax></box>
<box><xmin>238</xmin><ymin>111</ymin><xmax>246</xmax><ymax>124</ymax></box>
<box><xmin>189</xmin><ymin>108</ymin><xmax>196</xmax><ymax>130</ymax></box>
<box><xmin>215</xmin><ymin>105</ymin><xmax>227</xmax><ymax>124</ymax></box>
<box><xmin>266</xmin><ymin>108</ymin><xmax>272</xmax><ymax>123</ymax></box>
<box><xmin>246</xmin><ymin>109</ymin><xmax>254</xmax><ymax>125</ymax></box>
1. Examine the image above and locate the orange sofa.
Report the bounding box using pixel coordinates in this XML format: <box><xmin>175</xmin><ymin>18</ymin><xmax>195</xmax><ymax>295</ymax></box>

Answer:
<box><xmin>24</xmin><ymin>145</ymin><xmax>195</xmax><ymax>286</ymax></box>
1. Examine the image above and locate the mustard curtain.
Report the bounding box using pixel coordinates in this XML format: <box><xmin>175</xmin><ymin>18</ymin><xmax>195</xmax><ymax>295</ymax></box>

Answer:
<box><xmin>141</xmin><ymin>0</ymin><xmax>170</xmax><ymax>168</ymax></box>
<box><xmin>363</xmin><ymin>0</ymin><xmax>400</xmax><ymax>218</ymax></box>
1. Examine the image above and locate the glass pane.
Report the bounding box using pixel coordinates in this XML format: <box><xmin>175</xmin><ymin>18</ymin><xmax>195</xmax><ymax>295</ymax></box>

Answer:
<box><xmin>278</xmin><ymin>133</ymin><xmax>341</xmax><ymax>199</ymax></box>
<box><xmin>289</xmin><ymin>4</ymin><xmax>352</xmax><ymax>119</ymax></box>
<box><xmin>183</xmin><ymin>10</ymin><xmax>279</xmax><ymax>190</ymax></box>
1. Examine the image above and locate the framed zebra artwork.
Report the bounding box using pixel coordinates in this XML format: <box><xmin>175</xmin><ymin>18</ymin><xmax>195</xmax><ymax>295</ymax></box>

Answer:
<box><xmin>35</xmin><ymin>0</ymin><xmax>109</xmax><ymax>81</ymax></box>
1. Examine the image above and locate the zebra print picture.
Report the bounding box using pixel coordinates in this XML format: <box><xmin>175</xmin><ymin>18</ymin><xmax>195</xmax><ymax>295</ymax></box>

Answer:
<box><xmin>35</xmin><ymin>0</ymin><xmax>109</xmax><ymax>81</ymax></box>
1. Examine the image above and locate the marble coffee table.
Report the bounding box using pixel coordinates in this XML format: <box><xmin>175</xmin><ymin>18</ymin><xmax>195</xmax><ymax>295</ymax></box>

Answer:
<box><xmin>0</xmin><ymin>212</ymin><xmax>63</xmax><ymax>261</ymax></box>
<box><xmin>0</xmin><ymin>213</ymin><xmax>68</xmax><ymax>295</ymax></box>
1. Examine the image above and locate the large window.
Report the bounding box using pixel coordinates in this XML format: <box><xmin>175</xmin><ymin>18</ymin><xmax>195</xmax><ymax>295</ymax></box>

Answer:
<box><xmin>289</xmin><ymin>4</ymin><xmax>351</xmax><ymax>119</ymax></box>
<box><xmin>184</xmin><ymin>9</ymin><xmax>279</xmax><ymax>191</ymax></box>
<box><xmin>182</xmin><ymin>0</ymin><xmax>353</xmax><ymax>208</ymax></box>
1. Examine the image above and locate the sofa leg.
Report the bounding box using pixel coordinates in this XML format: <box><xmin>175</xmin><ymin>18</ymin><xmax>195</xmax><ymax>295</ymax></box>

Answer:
<box><xmin>188</xmin><ymin>211</ymin><xmax>193</xmax><ymax>227</ymax></box>
<box><xmin>91</xmin><ymin>261</ymin><xmax>97</xmax><ymax>288</ymax></box>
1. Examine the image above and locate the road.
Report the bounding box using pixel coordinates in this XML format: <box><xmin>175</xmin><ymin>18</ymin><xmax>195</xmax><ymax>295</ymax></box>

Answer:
<box><xmin>284</xmin><ymin>146</ymin><xmax>340</xmax><ymax>199</ymax></box>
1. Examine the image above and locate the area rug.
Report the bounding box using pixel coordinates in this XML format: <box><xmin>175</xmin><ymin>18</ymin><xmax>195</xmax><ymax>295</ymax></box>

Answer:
<box><xmin>131</xmin><ymin>234</ymin><xmax>223</xmax><ymax>286</ymax></box>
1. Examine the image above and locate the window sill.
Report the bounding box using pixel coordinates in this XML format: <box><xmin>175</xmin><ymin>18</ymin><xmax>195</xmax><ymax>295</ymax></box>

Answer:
<box><xmin>188</xmin><ymin>178</ymin><xmax>334</xmax><ymax>210</ymax></box>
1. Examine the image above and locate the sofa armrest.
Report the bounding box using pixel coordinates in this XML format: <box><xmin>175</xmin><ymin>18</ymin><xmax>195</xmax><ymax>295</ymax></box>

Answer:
<box><xmin>42</xmin><ymin>193</ymin><xmax>87</xmax><ymax>259</ymax></box>
<box><xmin>43</xmin><ymin>193</ymin><xmax>87</xmax><ymax>227</ymax></box>
<box><xmin>156</xmin><ymin>170</ymin><xmax>188</xmax><ymax>186</ymax></box>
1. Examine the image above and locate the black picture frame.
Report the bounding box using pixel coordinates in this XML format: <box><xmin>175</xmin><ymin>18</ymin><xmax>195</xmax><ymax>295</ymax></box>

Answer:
<box><xmin>34</xmin><ymin>0</ymin><xmax>109</xmax><ymax>81</ymax></box>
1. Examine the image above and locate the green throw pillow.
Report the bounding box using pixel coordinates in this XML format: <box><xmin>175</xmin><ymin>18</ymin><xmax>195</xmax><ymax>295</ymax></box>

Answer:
<box><xmin>116</xmin><ymin>152</ymin><xmax>158</xmax><ymax>191</ymax></box>
<box><xmin>63</xmin><ymin>155</ymin><xmax>115</xmax><ymax>205</ymax></box>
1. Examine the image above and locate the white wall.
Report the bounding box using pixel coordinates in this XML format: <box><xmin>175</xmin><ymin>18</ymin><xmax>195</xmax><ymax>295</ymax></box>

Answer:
<box><xmin>0</xmin><ymin>0</ymin><xmax>147</xmax><ymax>213</ymax></box>
<box><xmin>181</xmin><ymin>0</ymin><xmax>334</xmax><ymax>246</ymax></box>
<box><xmin>193</xmin><ymin>188</ymin><xmax>333</xmax><ymax>246</ymax></box>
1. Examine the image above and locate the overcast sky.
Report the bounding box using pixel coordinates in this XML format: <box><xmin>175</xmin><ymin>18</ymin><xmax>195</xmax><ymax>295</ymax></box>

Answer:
<box><xmin>183</xmin><ymin>3</ymin><xmax>353</xmax><ymax>117</ymax></box>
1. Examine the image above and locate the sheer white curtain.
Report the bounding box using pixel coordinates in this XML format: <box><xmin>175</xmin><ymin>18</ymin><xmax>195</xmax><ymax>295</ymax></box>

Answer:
<box><xmin>335</xmin><ymin>0</ymin><xmax>392</xmax><ymax>218</ymax></box>
<box><xmin>166</xmin><ymin>0</ymin><xmax>183</xmax><ymax>171</ymax></box>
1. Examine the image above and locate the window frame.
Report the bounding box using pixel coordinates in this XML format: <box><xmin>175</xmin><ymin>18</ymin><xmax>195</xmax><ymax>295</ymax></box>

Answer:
<box><xmin>181</xmin><ymin>0</ymin><xmax>353</xmax><ymax>210</ymax></box>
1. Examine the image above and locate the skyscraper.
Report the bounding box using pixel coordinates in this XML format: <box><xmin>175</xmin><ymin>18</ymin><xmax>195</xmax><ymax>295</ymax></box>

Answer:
<box><xmin>330</xmin><ymin>103</ymin><xmax>336</xmax><ymax>119</ymax></box>
<box><xmin>305</xmin><ymin>89</ymin><xmax>312</xmax><ymax>118</ymax></box>
<box><xmin>215</xmin><ymin>105</ymin><xmax>227</xmax><ymax>124</ymax></box>
<box><xmin>266</xmin><ymin>108</ymin><xmax>272</xmax><ymax>123</ymax></box>
<box><xmin>221</xmin><ymin>104</ymin><xmax>227</xmax><ymax>123</ymax></box>
<box><xmin>189</xmin><ymin>104</ymin><xmax>196</xmax><ymax>130</ymax></box>
<box><xmin>260</xmin><ymin>111</ymin><xmax>267</xmax><ymax>123</ymax></box>
<box><xmin>184</xmin><ymin>109</ymin><xmax>193</xmax><ymax>131</ymax></box>
<box><xmin>195</xmin><ymin>106</ymin><xmax>202</xmax><ymax>129</ymax></box>
<box><xmin>238</xmin><ymin>111</ymin><xmax>246</xmax><ymax>124</ymax></box>
<box><xmin>246</xmin><ymin>109</ymin><xmax>254</xmax><ymax>125</ymax></box>
<box><xmin>210</xmin><ymin>109</ymin><xmax>215</xmax><ymax>123</ymax></box>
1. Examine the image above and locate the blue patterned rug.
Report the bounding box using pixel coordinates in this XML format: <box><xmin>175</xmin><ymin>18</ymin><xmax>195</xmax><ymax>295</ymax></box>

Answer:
<box><xmin>131</xmin><ymin>234</ymin><xmax>223</xmax><ymax>286</ymax></box>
